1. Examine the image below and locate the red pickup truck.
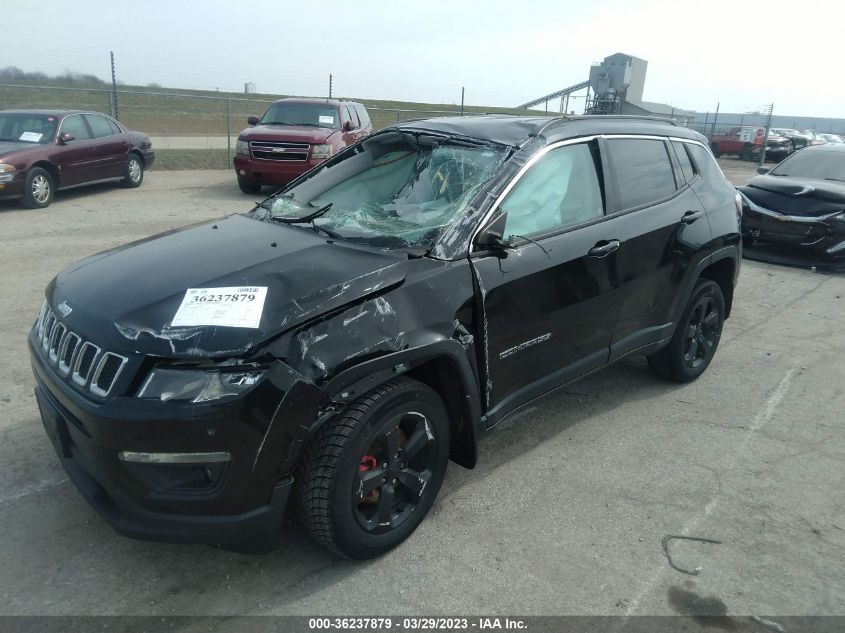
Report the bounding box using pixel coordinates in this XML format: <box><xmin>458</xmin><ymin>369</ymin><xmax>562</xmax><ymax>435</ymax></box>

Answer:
<box><xmin>234</xmin><ymin>98</ymin><xmax>372</xmax><ymax>193</ymax></box>
<box><xmin>709</xmin><ymin>126</ymin><xmax>765</xmax><ymax>160</ymax></box>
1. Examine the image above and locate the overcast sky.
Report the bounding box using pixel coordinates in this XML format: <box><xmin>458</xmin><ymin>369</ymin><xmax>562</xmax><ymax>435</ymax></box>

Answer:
<box><xmin>4</xmin><ymin>0</ymin><xmax>844</xmax><ymax>117</ymax></box>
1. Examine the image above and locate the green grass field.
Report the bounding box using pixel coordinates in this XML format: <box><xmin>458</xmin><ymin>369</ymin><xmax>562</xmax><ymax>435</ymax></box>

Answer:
<box><xmin>0</xmin><ymin>80</ymin><xmax>541</xmax><ymax>136</ymax></box>
<box><xmin>0</xmin><ymin>80</ymin><xmax>546</xmax><ymax>169</ymax></box>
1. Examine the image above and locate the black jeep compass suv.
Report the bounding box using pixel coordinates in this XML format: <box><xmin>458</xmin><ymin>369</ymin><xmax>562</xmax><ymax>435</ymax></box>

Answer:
<box><xmin>30</xmin><ymin>115</ymin><xmax>742</xmax><ymax>558</ymax></box>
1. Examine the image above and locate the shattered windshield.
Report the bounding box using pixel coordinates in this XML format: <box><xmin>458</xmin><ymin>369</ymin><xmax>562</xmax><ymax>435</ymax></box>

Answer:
<box><xmin>254</xmin><ymin>131</ymin><xmax>507</xmax><ymax>249</ymax></box>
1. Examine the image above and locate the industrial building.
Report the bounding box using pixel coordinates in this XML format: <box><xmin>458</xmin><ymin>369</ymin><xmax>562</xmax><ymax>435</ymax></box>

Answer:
<box><xmin>519</xmin><ymin>52</ymin><xmax>695</xmax><ymax>125</ymax></box>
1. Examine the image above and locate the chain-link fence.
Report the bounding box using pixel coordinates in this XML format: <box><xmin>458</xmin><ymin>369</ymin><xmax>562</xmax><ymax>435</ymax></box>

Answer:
<box><xmin>0</xmin><ymin>82</ymin><xmax>528</xmax><ymax>169</ymax></box>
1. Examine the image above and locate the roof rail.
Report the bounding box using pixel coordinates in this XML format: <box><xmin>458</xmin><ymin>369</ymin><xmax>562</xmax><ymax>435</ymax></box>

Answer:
<box><xmin>568</xmin><ymin>114</ymin><xmax>680</xmax><ymax>126</ymax></box>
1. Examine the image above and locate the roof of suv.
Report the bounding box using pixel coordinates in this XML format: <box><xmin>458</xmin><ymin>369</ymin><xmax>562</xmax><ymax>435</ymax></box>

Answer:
<box><xmin>271</xmin><ymin>98</ymin><xmax>363</xmax><ymax>107</ymax></box>
<box><xmin>0</xmin><ymin>109</ymin><xmax>86</xmax><ymax>116</ymax></box>
<box><xmin>393</xmin><ymin>114</ymin><xmax>705</xmax><ymax>147</ymax></box>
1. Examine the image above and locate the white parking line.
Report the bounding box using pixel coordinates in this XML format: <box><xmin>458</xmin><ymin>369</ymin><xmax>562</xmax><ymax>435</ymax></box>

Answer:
<box><xmin>624</xmin><ymin>364</ymin><xmax>798</xmax><ymax>615</ymax></box>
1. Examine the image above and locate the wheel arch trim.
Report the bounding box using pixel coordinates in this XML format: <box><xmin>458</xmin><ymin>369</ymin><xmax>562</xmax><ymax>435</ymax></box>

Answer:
<box><xmin>322</xmin><ymin>338</ymin><xmax>481</xmax><ymax>469</ymax></box>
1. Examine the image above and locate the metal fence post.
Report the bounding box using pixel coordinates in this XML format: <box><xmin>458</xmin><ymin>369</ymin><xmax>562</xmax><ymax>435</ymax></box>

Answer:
<box><xmin>226</xmin><ymin>98</ymin><xmax>231</xmax><ymax>169</ymax></box>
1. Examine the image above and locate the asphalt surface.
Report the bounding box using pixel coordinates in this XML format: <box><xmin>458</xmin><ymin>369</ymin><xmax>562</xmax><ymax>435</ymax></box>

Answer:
<box><xmin>0</xmin><ymin>167</ymin><xmax>842</xmax><ymax>617</ymax></box>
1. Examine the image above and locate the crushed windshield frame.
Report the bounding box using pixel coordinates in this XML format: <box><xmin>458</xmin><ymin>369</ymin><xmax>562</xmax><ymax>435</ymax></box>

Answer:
<box><xmin>252</xmin><ymin>130</ymin><xmax>508</xmax><ymax>251</ymax></box>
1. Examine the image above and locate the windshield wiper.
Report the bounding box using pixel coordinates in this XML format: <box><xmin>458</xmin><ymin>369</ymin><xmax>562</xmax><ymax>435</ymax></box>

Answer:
<box><xmin>272</xmin><ymin>203</ymin><xmax>334</xmax><ymax>224</ymax></box>
<box><xmin>824</xmin><ymin>177</ymin><xmax>845</xmax><ymax>182</ymax></box>
<box><xmin>260</xmin><ymin>121</ymin><xmax>294</xmax><ymax>125</ymax></box>
<box><xmin>311</xmin><ymin>223</ymin><xmax>345</xmax><ymax>240</ymax></box>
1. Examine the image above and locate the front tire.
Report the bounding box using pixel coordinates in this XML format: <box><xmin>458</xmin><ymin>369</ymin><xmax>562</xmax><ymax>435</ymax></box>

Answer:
<box><xmin>122</xmin><ymin>153</ymin><xmax>144</xmax><ymax>188</ymax></box>
<box><xmin>23</xmin><ymin>167</ymin><xmax>54</xmax><ymax>209</ymax></box>
<box><xmin>295</xmin><ymin>377</ymin><xmax>450</xmax><ymax>559</ymax></box>
<box><xmin>238</xmin><ymin>177</ymin><xmax>261</xmax><ymax>194</ymax></box>
<box><xmin>647</xmin><ymin>279</ymin><xmax>725</xmax><ymax>383</ymax></box>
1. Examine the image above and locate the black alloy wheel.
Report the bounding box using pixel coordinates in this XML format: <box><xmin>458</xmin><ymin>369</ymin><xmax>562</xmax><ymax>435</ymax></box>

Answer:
<box><xmin>648</xmin><ymin>279</ymin><xmax>725</xmax><ymax>383</ymax></box>
<box><xmin>682</xmin><ymin>294</ymin><xmax>721</xmax><ymax>370</ymax></box>
<box><xmin>353</xmin><ymin>410</ymin><xmax>438</xmax><ymax>535</ymax></box>
<box><xmin>296</xmin><ymin>376</ymin><xmax>450</xmax><ymax>559</ymax></box>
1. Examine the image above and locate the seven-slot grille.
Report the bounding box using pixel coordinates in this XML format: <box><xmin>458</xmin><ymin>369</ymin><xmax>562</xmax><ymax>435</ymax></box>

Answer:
<box><xmin>250</xmin><ymin>140</ymin><xmax>310</xmax><ymax>161</ymax></box>
<box><xmin>35</xmin><ymin>301</ymin><xmax>128</xmax><ymax>398</ymax></box>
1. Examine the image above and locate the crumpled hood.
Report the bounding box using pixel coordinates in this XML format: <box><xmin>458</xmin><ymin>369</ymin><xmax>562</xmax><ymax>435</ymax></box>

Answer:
<box><xmin>47</xmin><ymin>214</ymin><xmax>407</xmax><ymax>358</ymax></box>
<box><xmin>740</xmin><ymin>175</ymin><xmax>845</xmax><ymax>217</ymax></box>
<box><xmin>239</xmin><ymin>125</ymin><xmax>337</xmax><ymax>144</ymax></box>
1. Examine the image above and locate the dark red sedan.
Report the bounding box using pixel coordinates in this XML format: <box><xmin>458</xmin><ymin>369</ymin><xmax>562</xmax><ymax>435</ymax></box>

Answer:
<box><xmin>0</xmin><ymin>109</ymin><xmax>154</xmax><ymax>208</ymax></box>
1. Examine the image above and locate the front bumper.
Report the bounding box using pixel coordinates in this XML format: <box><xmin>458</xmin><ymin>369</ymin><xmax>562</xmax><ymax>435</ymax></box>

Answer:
<box><xmin>233</xmin><ymin>154</ymin><xmax>325</xmax><ymax>186</ymax></box>
<box><xmin>764</xmin><ymin>146</ymin><xmax>791</xmax><ymax>160</ymax></box>
<box><xmin>0</xmin><ymin>171</ymin><xmax>25</xmax><ymax>200</ymax></box>
<box><xmin>29</xmin><ymin>328</ymin><xmax>327</xmax><ymax>548</ymax></box>
<box><xmin>739</xmin><ymin>192</ymin><xmax>845</xmax><ymax>260</ymax></box>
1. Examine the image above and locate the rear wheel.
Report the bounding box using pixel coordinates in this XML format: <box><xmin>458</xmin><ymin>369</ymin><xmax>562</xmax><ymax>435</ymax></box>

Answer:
<box><xmin>238</xmin><ymin>177</ymin><xmax>261</xmax><ymax>194</ymax></box>
<box><xmin>122</xmin><ymin>153</ymin><xmax>144</xmax><ymax>188</ymax></box>
<box><xmin>648</xmin><ymin>279</ymin><xmax>725</xmax><ymax>383</ymax></box>
<box><xmin>295</xmin><ymin>377</ymin><xmax>450</xmax><ymax>559</ymax></box>
<box><xmin>23</xmin><ymin>167</ymin><xmax>54</xmax><ymax>209</ymax></box>
<box><xmin>739</xmin><ymin>144</ymin><xmax>754</xmax><ymax>161</ymax></box>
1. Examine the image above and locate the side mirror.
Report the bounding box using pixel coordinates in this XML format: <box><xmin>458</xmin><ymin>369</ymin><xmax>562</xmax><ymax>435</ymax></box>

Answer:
<box><xmin>343</xmin><ymin>121</ymin><xmax>354</xmax><ymax>132</ymax></box>
<box><xmin>247</xmin><ymin>116</ymin><xmax>259</xmax><ymax>126</ymax></box>
<box><xmin>757</xmin><ymin>166</ymin><xmax>771</xmax><ymax>175</ymax></box>
<box><xmin>58</xmin><ymin>132</ymin><xmax>75</xmax><ymax>144</ymax></box>
<box><xmin>475</xmin><ymin>213</ymin><xmax>510</xmax><ymax>251</ymax></box>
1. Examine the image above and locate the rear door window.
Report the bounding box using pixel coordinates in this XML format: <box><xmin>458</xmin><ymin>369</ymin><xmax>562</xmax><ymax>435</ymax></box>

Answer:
<box><xmin>60</xmin><ymin>115</ymin><xmax>93</xmax><ymax>140</ymax></box>
<box><xmin>605</xmin><ymin>138</ymin><xmax>676</xmax><ymax>211</ymax></box>
<box><xmin>501</xmin><ymin>142</ymin><xmax>605</xmax><ymax>239</ymax></box>
<box><xmin>85</xmin><ymin>114</ymin><xmax>118</xmax><ymax>138</ymax></box>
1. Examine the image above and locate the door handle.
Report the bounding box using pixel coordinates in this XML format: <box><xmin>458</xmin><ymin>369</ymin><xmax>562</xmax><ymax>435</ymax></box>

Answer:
<box><xmin>588</xmin><ymin>239</ymin><xmax>620</xmax><ymax>257</ymax></box>
<box><xmin>682</xmin><ymin>210</ymin><xmax>703</xmax><ymax>224</ymax></box>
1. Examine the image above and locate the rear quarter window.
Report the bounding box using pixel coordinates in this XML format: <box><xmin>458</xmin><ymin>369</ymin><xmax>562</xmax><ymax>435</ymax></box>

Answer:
<box><xmin>672</xmin><ymin>141</ymin><xmax>696</xmax><ymax>184</ymax></box>
<box><xmin>606</xmin><ymin>138</ymin><xmax>677</xmax><ymax>211</ymax></box>
<box><xmin>686</xmin><ymin>142</ymin><xmax>725</xmax><ymax>183</ymax></box>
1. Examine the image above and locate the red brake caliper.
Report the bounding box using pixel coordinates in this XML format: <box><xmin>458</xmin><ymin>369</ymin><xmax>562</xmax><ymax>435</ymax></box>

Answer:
<box><xmin>358</xmin><ymin>455</ymin><xmax>380</xmax><ymax>504</ymax></box>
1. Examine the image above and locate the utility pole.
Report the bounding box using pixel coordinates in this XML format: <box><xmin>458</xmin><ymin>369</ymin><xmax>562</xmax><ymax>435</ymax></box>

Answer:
<box><xmin>759</xmin><ymin>103</ymin><xmax>774</xmax><ymax>168</ymax></box>
<box><xmin>711</xmin><ymin>101</ymin><xmax>719</xmax><ymax>138</ymax></box>
<box><xmin>460</xmin><ymin>87</ymin><xmax>465</xmax><ymax>116</ymax></box>
<box><xmin>109</xmin><ymin>51</ymin><xmax>118</xmax><ymax>120</ymax></box>
<box><xmin>328</xmin><ymin>74</ymin><xmax>332</xmax><ymax>99</ymax></box>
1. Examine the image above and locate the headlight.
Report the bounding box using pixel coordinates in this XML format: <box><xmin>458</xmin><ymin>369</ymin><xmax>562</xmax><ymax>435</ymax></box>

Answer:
<box><xmin>0</xmin><ymin>164</ymin><xmax>15</xmax><ymax>183</ymax></box>
<box><xmin>832</xmin><ymin>212</ymin><xmax>845</xmax><ymax>224</ymax></box>
<box><xmin>311</xmin><ymin>144</ymin><xmax>334</xmax><ymax>160</ymax></box>
<box><xmin>137</xmin><ymin>368</ymin><xmax>264</xmax><ymax>403</ymax></box>
<box><xmin>236</xmin><ymin>139</ymin><xmax>249</xmax><ymax>156</ymax></box>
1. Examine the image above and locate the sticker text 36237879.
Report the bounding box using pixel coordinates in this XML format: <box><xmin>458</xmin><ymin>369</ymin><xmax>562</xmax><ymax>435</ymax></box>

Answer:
<box><xmin>171</xmin><ymin>287</ymin><xmax>268</xmax><ymax>328</ymax></box>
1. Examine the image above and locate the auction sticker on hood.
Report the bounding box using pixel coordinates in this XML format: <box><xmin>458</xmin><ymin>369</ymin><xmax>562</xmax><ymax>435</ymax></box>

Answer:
<box><xmin>171</xmin><ymin>287</ymin><xmax>267</xmax><ymax>328</ymax></box>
